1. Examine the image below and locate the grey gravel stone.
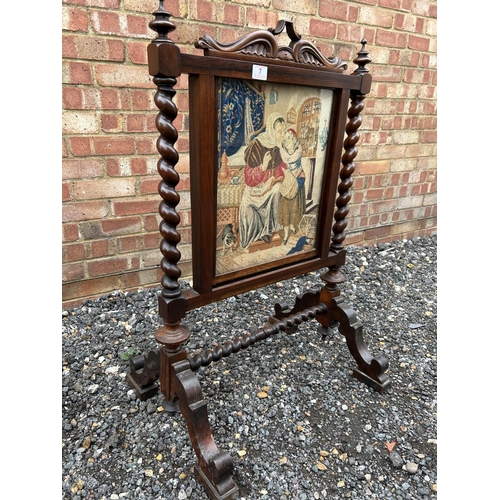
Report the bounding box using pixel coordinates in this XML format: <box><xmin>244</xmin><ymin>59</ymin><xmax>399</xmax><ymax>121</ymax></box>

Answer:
<box><xmin>389</xmin><ymin>451</ymin><xmax>405</xmax><ymax>468</ymax></box>
<box><xmin>406</xmin><ymin>462</ymin><xmax>419</xmax><ymax>474</ymax></box>
<box><xmin>62</xmin><ymin>236</ymin><xmax>437</xmax><ymax>499</ymax></box>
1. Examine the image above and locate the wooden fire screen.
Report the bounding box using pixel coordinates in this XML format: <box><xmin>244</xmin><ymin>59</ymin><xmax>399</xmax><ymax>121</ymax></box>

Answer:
<box><xmin>126</xmin><ymin>3</ymin><xmax>390</xmax><ymax>499</ymax></box>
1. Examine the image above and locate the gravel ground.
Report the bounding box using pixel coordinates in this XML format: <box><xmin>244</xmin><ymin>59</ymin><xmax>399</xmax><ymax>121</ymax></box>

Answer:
<box><xmin>62</xmin><ymin>235</ymin><xmax>437</xmax><ymax>500</ymax></box>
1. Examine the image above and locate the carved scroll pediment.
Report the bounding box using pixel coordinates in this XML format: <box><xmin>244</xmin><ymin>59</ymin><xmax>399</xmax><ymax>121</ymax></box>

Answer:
<box><xmin>196</xmin><ymin>20</ymin><xmax>347</xmax><ymax>71</ymax></box>
<box><xmin>196</xmin><ymin>31</ymin><xmax>279</xmax><ymax>59</ymax></box>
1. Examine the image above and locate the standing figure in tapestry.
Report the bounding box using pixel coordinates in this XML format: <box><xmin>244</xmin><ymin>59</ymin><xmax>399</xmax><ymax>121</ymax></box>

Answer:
<box><xmin>238</xmin><ymin>113</ymin><xmax>287</xmax><ymax>249</ymax></box>
<box><xmin>278</xmin><ymin>128</ymin><xmax>306</xmax><ymax>245</ymax></box>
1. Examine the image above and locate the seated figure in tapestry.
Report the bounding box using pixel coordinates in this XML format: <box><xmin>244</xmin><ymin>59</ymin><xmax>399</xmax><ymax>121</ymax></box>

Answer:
<box><xmin>238</xmin><ymin>112</ymin><xmax>287</xmax><ymax>250</ymax></box>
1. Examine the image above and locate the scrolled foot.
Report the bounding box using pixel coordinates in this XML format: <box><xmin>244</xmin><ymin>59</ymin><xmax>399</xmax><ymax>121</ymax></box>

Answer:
<box><xmin>331</xmin><ymin>297</ymin><xmax>391</xmax><ymax>393</ymax></box>
<box><xmin>172</xmin><ymin>360</ymin><xmax>239</xmax><ymax>499</ymax></box>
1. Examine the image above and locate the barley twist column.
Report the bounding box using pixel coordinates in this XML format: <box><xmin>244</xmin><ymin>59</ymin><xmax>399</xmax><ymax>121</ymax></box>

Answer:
<box><xmin>331</xmin><ymin>39</ymin><xmax>370</xmax><ymax>253</ymax></box>
<box><xmin>319</xmin><ymin>39</ymin><xmax>372</xmax><ymax>322</ymax></box>
<box><xmin>148</xmin><ymin>1</ymin><xmax>189</xmax><ymax>408</ymax></box>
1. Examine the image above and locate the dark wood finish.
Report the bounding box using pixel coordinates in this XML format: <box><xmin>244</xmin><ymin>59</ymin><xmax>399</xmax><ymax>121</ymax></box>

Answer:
<box><xmin>189</xmin><ymin>73</ymin><xmax>218</xmax><ymax>294</ymax></box>
<box><xmin>196</xmin><ymin>20</ymin><xmax>347</xmax><ymax>71</ymax></box>
<box><xmin>126</xmin><ymin>4</ymin><xmax>391</xmax><ymax>499</ymax></box>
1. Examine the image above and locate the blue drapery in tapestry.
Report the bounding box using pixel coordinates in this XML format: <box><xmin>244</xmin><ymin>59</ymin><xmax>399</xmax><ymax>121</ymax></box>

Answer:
<box><xmin>217</xmin><ymin>78</ymin><xmax>265</xmax><ymax>162</ymax></box>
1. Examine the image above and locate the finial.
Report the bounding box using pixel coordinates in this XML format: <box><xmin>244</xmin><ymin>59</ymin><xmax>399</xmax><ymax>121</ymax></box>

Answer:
<box><xmin>352</xmin><ymin>39</ymin><xmax>371</xmax><ymax>75</ymax></box>
<box><xmin>149</xmin><ymin>0</ymin><xmax>176</xmax><ymax>43</ymax></box>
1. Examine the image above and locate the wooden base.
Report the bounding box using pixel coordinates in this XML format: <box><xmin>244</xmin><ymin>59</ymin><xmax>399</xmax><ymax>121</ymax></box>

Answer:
<box><xmin>353</xmin><ymin>368</ymin><xmax>392</xmax><ymax>393</ymax></box>
<box><xmin>126</xmin><ymin>373</ymin><xmax>158</xmax><ymax>401</ymax></box>
<box><xmin>126</xmin><ymin>290</ymin><xmax>390</xmax><ymax>499</ymax></box>
<box><xmin>194</xmin><ymin>464</ymin><xmax>239</xmax><ymax>500</ymax></box>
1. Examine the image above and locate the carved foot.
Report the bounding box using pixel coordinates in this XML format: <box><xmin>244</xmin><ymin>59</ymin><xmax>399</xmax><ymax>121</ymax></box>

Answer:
<box><xmin>172</xmin><ymin>360</ymin><xmax>239</xmax><ymax>500</ymax></box>
<box><xmin>126</xmin><ymin>349</ymin><xmax>160</xmax><ymax>400</ymax></box>
<box><xmin>330</xmin><ymin>297</ymin><xmax>391</xmax><ymax>393</ymax></box>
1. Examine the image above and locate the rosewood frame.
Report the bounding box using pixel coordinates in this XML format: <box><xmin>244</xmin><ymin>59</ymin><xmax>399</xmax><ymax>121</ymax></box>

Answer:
<box><xmin>126</xmin><ymin>3</ymin><xmax>390</xmax><ymax>499</ymax></box>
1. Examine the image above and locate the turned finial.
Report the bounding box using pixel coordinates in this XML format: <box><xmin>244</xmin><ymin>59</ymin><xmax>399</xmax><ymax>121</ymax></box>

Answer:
<box><xmin>352</xmin><ymin>39</ymin><xmax>371</xmax><ymax>75</ymax></box>
<box><xmin>149</xmin><ymin>0</ymin><xmax>176</xmax><ymax>42</ymax></box>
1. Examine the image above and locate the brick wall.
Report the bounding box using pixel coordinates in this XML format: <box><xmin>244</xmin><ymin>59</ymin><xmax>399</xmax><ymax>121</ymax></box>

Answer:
<box><xmin>62</xmin><ymin>0</ymin><xmax>437</xmax><ymax>308</ymax></box>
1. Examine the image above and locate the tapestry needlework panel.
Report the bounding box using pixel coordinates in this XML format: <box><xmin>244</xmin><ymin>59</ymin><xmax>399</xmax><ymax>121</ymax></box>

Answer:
<box><xmin>215</xmin><ymin>78</ymin><xmax>334</xmax><ymax>279</ymax></box>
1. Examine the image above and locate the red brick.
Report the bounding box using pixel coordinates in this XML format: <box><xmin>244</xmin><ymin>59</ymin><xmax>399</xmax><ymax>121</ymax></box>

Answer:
<box><xmin>197</xmin><ymin>0</ymin><xmax>214</xmax><ymax>22</ymax></box>
<box><xmin>101</xmin><ymin>114</ymin><xmax>121</xmax><ymax>132</ymax></box>
<box><xmin>376</xmin><ymin>30</ymin><xmax>408</xmax><ymax>48</ymax></box>
<box><xmin>131</xmin><ymin>158</ymin><xmax>148</xmax><ymax>175</ymax></box>
<box><xmin>63</xmin><ymin>224</ymin><xmax>79</xmax><ymax>242</ymax></box>
<box><xmin>62</xmin><ymin>263</ymin><xmax>86</xmax><ymax>282</ymax></box>
<box><xmin>118</xmin><ymin>235</ymin><xmax>142</xmax><ymax>253</ymax></box>
<box><xmin>140</xmin><ymin>177</ymin><xmax>160</xmax><ymax>195</ymax></box>
<box><xmin>63</xmin><ymin>7</ymin><xmax>89</xmax><ymax>32</ymax></box>
<box><xmin>68</xmin><ymin>61</ymin><xmax>93</xmax><ymax>84</ymax></box>
<box><xmin>126</xmin><ymin>114</ymin><xmax>150</xmax><ymax>132</ymax></box>
<box><xmin>62</xmin><ymin>182</ymin><xmax>72</xmax><ymax>201</ymax></box>
<box><xmin>63</xmin><ymin>87</ymin><xmax>83</xmax><ymax>109</ymax></box>
<box><xmin>136</xmin><ymin>137</ymin><xmax>157</xmax><ymax>154</ymax></box>
<box><xmin>91</xmin><ymin>239</ymin><xmax>113</xmax><ymax>258</ymax></box>
<box><xmin>132</xmin><ymin>90</ymin><xmax>154</xmax><ymax>110</ymax></box>
<box><xmin>67</xmin><ymin>35</ymin><xmax>125</xmax><ymax>61</ymax></box>
<box><xmin>101</xmin><ymin>216</ymin><xmax>142</xmax><ymax>235</ymax></box>
<box><xmin>422</xmin><ymin>130</ymin><xmax>437</xmax><ymax>143</ymax></box>
<box><xmin>319</xmin><ymin>1</ymin><xmax>358</xmax><ymax>22</ymax></box>
<box><xmin>144</xmin><ymin>214</ymin><xmax>160</xmax><ymax>231</ymax></box>
<box><xmin>88</xmin><ymin>257</ymin><xmax>130</xmax><ymax>277</ymax></box>
<box><xmin>62</xmin><ymin>274</ymin><xmax>121</xmax><ymax>307</ymax></box>
<box><xmin>62</xmin><ymin>35</ymin><xmax>78</xmax><ymax>58</ymax></box>
<box><xmin>409</xmin><ymin>35</ymin><xmax>430</xmax><ymax>51</ymax></box>
<box><xmin>62</xmin><ymin>201</ymin><xmax>109</xmax><ymax>222</ymax></box>
<box><xmin>357</xmin><ymin>161</ymin><xmax>390</xmax><ymax>175</ymax></box>
<box><xmin>100</xmin><ymin>89</ymin><xmax>120</xmax><ymax>109</ymax></box>
<box><xmin>310</xmin><ymin>18</ymin><xmax>336</xmax><ymax>39</ymax></box>
<box><xmin>113</xmin><ymin>199</ymin><xmax>158</xmax><ymax>216</ymax></box>
<box><xmin>365</xmin><ymin>188</ymin><xmax>384</xmax><ymax>200</ymax></box>
<box><xmin>92</xmin><ymin>11</ymin><xmax>121</xmax><ymax>35</ymax></box>
<box><xmin>94</xmin><ymin>136</ymin><xmax>135</xmax><ymax>155</ymax></box>
<box><xmin>74</xmin><ymin>0</ymin><xmax>120</xmax><ymax>6</ymax></box>
<box><xmin>224</xmin><ymin>4</ymin><xmax>242</xmax><ymax>25</ymax></box>
<box><xmin>127</xmin><ymin>14</ymin><xmax>149</xmax><ymax>35</ymax></box>
<box><xmin>75</xmin><ymin>88</ymin><xmax>100</xmax><ymax>109</ymax></box>
<box><xmin>175</xmin><ymin>137</ymin><xmax>190</xmax><ymax>153</ymax></box>
<box><xmin>352</xmin><ymin>192</ymin><xmax>364</xmax><ymax>204</ymax></box>
<box><xmin>364</xmin><ymin>225</ymin><xmax>391</xmax><ymax>240</ymax></box>
<box><xmin>379</xmin><ymin>0</ymin><xmax>403</xmax><ymax>9</ymax></box>
<box><xmin>128</xmin><ymin>41</ymin><xmax>148</xmax><ymax>64</ymax></box>
<box><xmin>69</xmin><ymin>137</ymin><xmax>92</xmax><ymax>156</ymax></box>
<box><xmin>410</xmin><ymin>184</ymin><xmax>422</xmax><ymax>195</ymax></box>
<box><xmin>153</xmin><ymin>0</ymin><xmax>179</xmax><ymax>15</ymax></box>
<box><xmin>105</xmin><ymin>158</ymin><xmax>121</xmax><ymax>176</ymax></box>
<box><xmin>144</xmin><ymin>233</ymin><xmax>161</xmax><ymax>249</ymax></box>
<box><xmin>64</xmin><ymin>243</ymin><xmax>87</xmax><ymax>262</ymax></box>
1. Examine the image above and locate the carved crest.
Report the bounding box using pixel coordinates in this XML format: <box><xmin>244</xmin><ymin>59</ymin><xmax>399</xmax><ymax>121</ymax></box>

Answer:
<box><xmin>196</xmin><ymin>20</ymin><xmax>347</xmax><ymax>71</ymax></box>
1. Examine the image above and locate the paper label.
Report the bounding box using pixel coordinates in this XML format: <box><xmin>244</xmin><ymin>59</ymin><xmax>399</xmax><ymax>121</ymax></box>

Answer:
<box><xmin>252</xmin><ymin>64</ymin><xmax>268</xmax><ymax>81</ymax></box>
